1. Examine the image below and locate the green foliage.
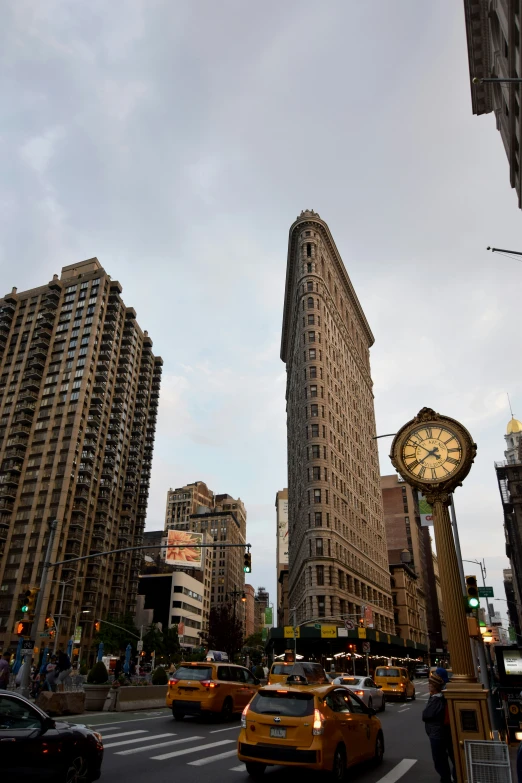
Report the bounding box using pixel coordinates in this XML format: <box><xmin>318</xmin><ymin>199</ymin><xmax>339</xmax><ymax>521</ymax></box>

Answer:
<box><xmin>95</xmin><ymin>613</ymin><xmax>138</xmax><ymax>655</ymax></box>
<box><xmin>152</xmin><ymin>666</ymin><xmax>168</xmax><ymax>685</ymax></box>
<box><xmin>87</xmin><ymin>661</ymin><xmax>109</xmax><ymax>684</ymax></box>
<box><xmin>79</xmin><ymin>664</ymin><xmax>88</xmax><ymax>675</ymax></box>
<box><xmin>207</xmin><ymin>605</ymin><xmax>244</xmax><ymax>660</ymax></box>
<box><xmin>244</xmin><ymin>632</ymin><xmax>263</xmax><ymax>648</ymax></box>
<box><xmin>142</xmin><ymin>623</ymin><xmax>165</xmax><ymax>655</ymax></box>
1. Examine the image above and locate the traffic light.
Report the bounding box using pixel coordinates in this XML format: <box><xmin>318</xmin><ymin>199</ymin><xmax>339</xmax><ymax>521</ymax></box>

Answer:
<box><xmin>20</xmin><ymin>587</ymin><xmax>39</xmax><ymax>617</ymax></box>
<box><xmin>359</xmin><ymin>617</ymin><xmax>365</xmax><ymax>627</ymax></box>
<box><xmin>94</xmin><ymin>621</ymin><xmax>101</xmax><ymax>633</ymax></box>
<box><xmin>243</xmin><ymin>551</ymin><xmax>252</xmax><ymax>573</ymax></box>
<box><xmin>44</xmin><ymin>616</ymin><xmax>54</xmax><ymax>630</ymax></box>
<box><xmin>465</xmin><ymin>575</ymin><xmax>480</xmax><ymax>610</ymax></box>
<box><xmin>14</xmin><ymin>620</ymin><xmax>30</xmax><ymax>636</ymax></box>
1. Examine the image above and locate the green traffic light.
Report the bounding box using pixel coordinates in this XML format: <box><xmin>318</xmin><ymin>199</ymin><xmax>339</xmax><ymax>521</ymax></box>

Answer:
<box><xmin>21</xmin><ymin>605</ymin><xmax>29</xmax><ymax>613</ymax></box>
<box><xmin>468</xmin><ymin>597</ymin><xmax>480</xmax><ymax>609</ymax></box>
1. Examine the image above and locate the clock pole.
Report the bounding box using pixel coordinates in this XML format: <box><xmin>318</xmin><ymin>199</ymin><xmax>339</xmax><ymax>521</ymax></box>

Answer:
<box><xmin>391</xmin><ymin>408</ymin><xmax>492</xmax><ymax>782</ymax></box>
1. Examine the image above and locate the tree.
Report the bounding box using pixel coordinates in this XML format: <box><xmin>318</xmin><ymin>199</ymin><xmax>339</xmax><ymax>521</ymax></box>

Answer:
<box><xmin>94</xmin><ymin>613</ymin><xmax>138</xmax><ymax>655</ymax></box>
<box><xmin>207</xmin><ymin>605</ymin><xmax>244</xmax><ymax>660</ymax></box>
<box><xmin>142</xmin><ymin>623</ymin><xmax>165</xmax><ymax>656</ymax></box>
<box><xmin>244</xmin><ymin>632</ymin><xmax>263</xmax><ymax>648</ymax></box>
<box><xmin>163</xmin><ymin>625</ymin><xmax>180</xmax><ymax>661</ymax></box>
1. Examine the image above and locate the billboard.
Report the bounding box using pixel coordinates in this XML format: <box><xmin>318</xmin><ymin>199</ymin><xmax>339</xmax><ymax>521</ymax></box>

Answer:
<box><xmin>278</xmin><ymin>498</ymin><xmax>289</xmax><ymax>566</ymax></box>
<box><xmin>165</xmin><ymin>529</ymin><xmax>203</xmax><ymax>569</ymax></box>
<box><xmin>264</xmin><ymin>607</ymin><xmax>273</xmax><ymax>626</ymax></box>
<box><xmin>418</xmin><ymin>492</ymin><xmax>434</xmax><ymax>526</ymax></box>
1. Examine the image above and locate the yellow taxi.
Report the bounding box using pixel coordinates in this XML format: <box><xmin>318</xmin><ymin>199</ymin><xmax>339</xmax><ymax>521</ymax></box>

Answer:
<box><xmin>238</xmin><ymin>669</ymin><xmax>384</xmax><ymax>780</ymax></box>
<box><xmin>373</xmin><ymin>666</ymin><xmax>415</xmax><ymax>702</ymax></box>
<box><xmin>269</xmin><ymin>661</ymin><xmax>327</xmax><ymax>686</ymax></box>
<box><xmin>166</xmin><ymin>662</ymin><xmax>260</xmax><ymax>720</ymax></box>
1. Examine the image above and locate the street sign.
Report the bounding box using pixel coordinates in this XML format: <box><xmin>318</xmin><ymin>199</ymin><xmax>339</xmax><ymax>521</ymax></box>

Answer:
<box><xmin>21</xmin><ymin>639</ymin><xmax>35</xmax><ymax>651</ymax></box>
<box><xmin>321</xmin><ymin>625</ymin><xmax>337</xmax><ymax>639</ymax></box>
<box><xmin>137</xmin><ymin>640</ymin><xmax>143</xmax><ymax>652</ymax></box>
<box><xmin>344</xmin><ymin>619</ymin><xmax>355</xmax><ymax>630</ymax></box>
<box><xmin>39</xmin><ymin>632</ymin><xmax>51</xmax><ymax>639</ymax></box>
<box><xmin>478</xmin><ymin>586</ymin><xmax>494</xmax><ymax>598</ymax></box>
<box><xmin>284</xmin><ymin>626</ymin><xmax>300</xmax><ymax>638</ymax></box>
<box><xmin>362</xmin><ymin>641</ymin><xmax>370</xmax><ymax>653</ymax></box>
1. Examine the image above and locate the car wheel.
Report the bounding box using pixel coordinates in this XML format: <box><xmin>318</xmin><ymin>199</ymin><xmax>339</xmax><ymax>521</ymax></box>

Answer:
<box><xmin>374</xmin><ymin>733</ymin><xmax>384</xmax><ymax>766</ymax></box>
<box><xmin>221</xmin><ymin>696</ymin><xmax>233</xmax><ymax>722</ymax></box>
<box><xmin>245</xmin><ymin>762</ymin><xmax>266</xmax><ymax>779</ymax></box>
<box><xmin>63</xmin><ymin>755</ymin><xmax>89</xmax><ymax>783</ymax></box>
<box><xmin>173</xmin><ymin>710</ymin><xmax>185</xmax><ymax>721</ymax></box>
<box><xmin>379</xmin><ymin>695</ymin><xmax>386</xmax><ymax>712</ymax></box>
<box><xmin>330</xmin><ymin>745</ymin><xmax>347</xmax><ymax>781</ymax></box>
<box><xmin>368</xmin><ymin>697</ymin><xmax>373</xmax><ymax>710</ymax></box>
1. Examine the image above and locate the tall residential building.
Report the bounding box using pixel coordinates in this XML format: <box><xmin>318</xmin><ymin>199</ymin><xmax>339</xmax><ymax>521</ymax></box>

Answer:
<box><xmin>280</xmin><ymin>210</ymin><xmax>394</xmax><ymax>631</ymax></box>
<box><xmin>496</xmin><ymin>416</ymin><xmax>522</xmax><ymax>635</ymax></box>
<box><xmin>463</xmin><ymin>1</ymin><xmax>522</xmax><ymax>210</ymax></box>
<box><xmin>163</xmin><ymin>483</ymin><xmax>247</xmax><ymax>610</ymax></box>
<box><xmin>0</xmin><ymin>258</ymin><xmax>162</xmax><ymax>654</ymax></box>
<box><xmin>381</xmin><ymin>475</ymin><xmax>428</xmax><ymax>646</ymax></box>
<box><xmin>275</xmin><ymin>489</ymin><xmax>289</xmax><ymax>627</ymax></box>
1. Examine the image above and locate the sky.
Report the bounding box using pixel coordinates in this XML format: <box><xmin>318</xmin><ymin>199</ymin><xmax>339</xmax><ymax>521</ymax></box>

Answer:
<box><xmin>2</xmin><ymin>0</ymin><xmax>521</xmax><ymax>627</ymax></box>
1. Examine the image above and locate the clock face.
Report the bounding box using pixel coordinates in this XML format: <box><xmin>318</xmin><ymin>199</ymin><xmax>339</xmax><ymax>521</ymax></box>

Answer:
<box><xmin>401</xmin><ymin>424</ymin><xmax>463</xmax><ymax>482</ymax></box>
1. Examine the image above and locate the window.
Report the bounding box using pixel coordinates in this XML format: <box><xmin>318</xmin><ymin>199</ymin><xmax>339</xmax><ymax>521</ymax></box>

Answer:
<box><xmin>309</xmin><ymin>366</ymin><xmax>317</xmax><ymax>378</ymax></box>
<box><xmin>312</xmin><ymin>445</ymin><xmax>320</xmax><ymax>458</ymax></box>
<box><xmin>311</xmin><ymin>404</ymin><xmax>318</xmax><ymax>417</ymax></box>
<box><xmin>310</xmin><ymin>385</ymin><xmax>317</xmax><ymax>397</ymax></box>
<box><xmin>314</xmin><ymin>489</ymin><xmax>321</xmax><ymax>503</ymax></box>
<box><xmin>307</xmin><ymin>297</ymin><xmax>314</xmax><ymax>309</ymax></box>
<box><xmin>318</xmin><ymin>597</ymin><xmax>325</xmax><ymax>617</ymax></box>
<box><xmin>308</xmin><ymin>314</ymin><xmax>315</xmax><ymax>325</ymax></box>
<box><xmin>307</xmin><ymin>262</ymin><xmax>312</xmax><ymax>272</ymax></box>
<box><xmin>316</xmin><ymin>565</ymin><xmax>324</xmax><ymax>585</ymax></box>
<box><xmin>311</xmin><ymin>424</ymin><xmax>319</xmax><ymax>437</ymax></box>
<box><xmin>308</xmin><ymin>331</ymin><xmax>315</xmax><ymax>343</ymax></box>
<box><xmin>306</xmin><ymin>243</ymin><xmax>312</xmax><ymax>257</ymax></box>
<box><xmin>312</xmin><ymin>466</ymin><xmax>321</xmax><ymax>480</ymax></box>
<box><xmin>0</xmin><ymin>696</ymin><xmax>42</xmax><ymax>729</ymax></box>
<box><xmin>309</xmin><ymin>349</ymin><xmax>316</xmax><ymax>360</ymax></box>
<box><xmin>315</xmin><ymin>511</ymin><xmax>322</xmax><ymax>527</ymax></box>
<box><xmin>307</xmin><ymin>281</ymin><xmax>313</xmax><ymax>292</ymax></box>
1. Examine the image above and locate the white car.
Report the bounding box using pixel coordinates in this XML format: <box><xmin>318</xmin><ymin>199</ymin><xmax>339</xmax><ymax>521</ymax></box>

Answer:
<box><xmin>333</xmin><ymin>675</ymin><xmax>386</xmax><ymax>712</ymax></box>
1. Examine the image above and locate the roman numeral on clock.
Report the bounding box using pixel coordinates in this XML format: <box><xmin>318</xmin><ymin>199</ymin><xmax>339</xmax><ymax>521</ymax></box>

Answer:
<box><xmin>418</xmin><ymin>466</ymin><xmax>426</xmax><ymax>478</ymax></box>
<box><xmin>447</xmin><ymin>448</ymin><xmax>460</xmax><ymax>454</ymax></box>
<box><xmin>446</xmin><ymin>457</ymin><xmax>459</xmax><ymax>466</ymax></box>
<box><xmin>406</xmin><ymin>460</ymin><xmax>419</xmax><ymax>472</ymax></box>
<box><xmin>430</xmin><ymin>468</ymin><xmax>437</xmax><ymax>480</ymax></box>
<box><xmin>425</xmin><ymin>427</ymin><xmax>432</xmax><ymax>438</ymax></box>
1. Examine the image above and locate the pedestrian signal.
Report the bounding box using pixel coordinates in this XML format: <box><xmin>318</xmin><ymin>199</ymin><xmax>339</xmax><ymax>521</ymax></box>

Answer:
<box><xmin>14</xmin><ymin>620</ymin><xmax>30</xmax><ymax>636</ymax></box>
<box><xmin>465</xmin><ymin>575</ymin><xmax>480</xmax><ymax>609</ymax></box>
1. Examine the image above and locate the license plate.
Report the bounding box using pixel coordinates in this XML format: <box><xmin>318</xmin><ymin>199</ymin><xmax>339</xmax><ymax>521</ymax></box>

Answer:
<box><xmin>389</xmin><ymin>683</ymin><xmax>398</xmax><ymax>687</ymax></box>
<box><xmin>270</xmin><ymin>727</ymin><xmax>286</xmax><ymax>738</ymax></box>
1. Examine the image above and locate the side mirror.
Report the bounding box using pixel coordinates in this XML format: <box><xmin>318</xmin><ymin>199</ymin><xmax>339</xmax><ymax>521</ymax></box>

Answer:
<box><xmin>41</xmin><ymin>717</ymin><xmax>55</xmax><ymax>734</ymax></box>
<box><xmin>368</xmin><ymin>708</ymin><xmax>377</xmax><ymax>717</ymax></box>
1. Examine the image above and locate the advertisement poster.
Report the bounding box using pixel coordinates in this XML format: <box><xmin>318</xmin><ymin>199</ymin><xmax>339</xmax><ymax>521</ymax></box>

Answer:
<box><xmin>364</xmin><ymin>606</ymin><xmax>374</xmax><ymax>628</ymax></box>
<box><xmin>264</xmin><ymin>607</ymin><xmax>273</xmax><ymax>626</ymax></box>
<box><xmin>278</xmin><ymin>498</ymin><xmax>289</xmax><ymax>565</ymax></box>
<box><xmin>503</xmin><ymin>649</ymin><xmax>522</xmax><ymax>676</ymax></box>
<box><xmin>418</xmin><ymin>492</ymin><xmax>434</xmax><ymax>526</ymax></box>
<box><xmin>165</xmin><ymin>529</ymin><xmax>203</xmax><ymax>568</ymax></box>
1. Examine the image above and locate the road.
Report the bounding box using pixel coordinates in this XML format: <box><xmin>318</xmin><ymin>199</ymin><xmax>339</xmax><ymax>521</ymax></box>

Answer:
<box><xmin>70</xmin><ymin>678</ymin><xmax>441</xmax><ymax>783</ymax></box>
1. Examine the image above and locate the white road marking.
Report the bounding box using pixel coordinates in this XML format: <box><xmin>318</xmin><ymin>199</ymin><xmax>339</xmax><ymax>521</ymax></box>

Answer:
<box><xmin>230</xmin><ymin>764</ymin><xmax>245</xmax><ymax>772</ymax></box>
<box><xmin>87</xmin><ymin>714</ymin><xmax>169</xmax><ymax>728</ymax></box>
<box><xmin>104</xmin><ymin>733</ymin><xmax>174</xmax><ymax>749</ymax></box>
<box><xmin>210</xmin><ymin>725</ymin><xmax>241</xmax><ymax>734</ymax></box>
<box><xmin>152</xmin><ymin>738</ymin><xmax>235</xmax><ymax>761</ymax></box>
<box><xmin>398</xmin><ymin>708</ymin><xmax>410</xmax><ymax>713</ymax></box>
<box><xmin>100</xmin><ymin>730</ymin><xmax>148</xmax><ymax>739</ymax></box>
<box><xmin>375</xmin><ymin>759</ymin><xmax>417</xmax><ymax>782</ymax></box>
<box><xmin>188</xmin><ymin>749</ymin><xmax>239</xmax><ymax>766</ymax></box>
<box><xmin>116</xmin><ymin>736</ymin><xmax>204</xmax><ymax>756</ymax></box>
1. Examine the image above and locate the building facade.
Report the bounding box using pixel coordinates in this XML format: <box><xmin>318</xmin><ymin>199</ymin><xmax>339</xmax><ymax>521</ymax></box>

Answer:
<box><xmin>163</xmin><ymin>483</ymin><xmax>247</xmax><ymax>611</ymax></box>
<box><xmin>463</xmin><ymin>0</ymin><xmax>522</xmax><ymax>210</ymax></box>
<box><xmin>0</xmin><ymin>258</ymin><xmax>161</xmax><ymax>654</ymax></box>
<box><xmin>280</xmin><ymin>211</ymin><xmax>394</xmax><ymax>631</ymax></box>
<box><xmin>244</xmin><ymin>583</ymin><xmax>255</xmax><ymax>639</ymax></box>
<box><xmin>496</xmin><ymin>417</ymin><xmax>522</xmax><ymax>636</ymax></box>
<box><xmin>275</xmin><ymin>488</ymin><xmax>289</xmax><ymax>626</ymax></box>
<box><xmin>381</xmin><ymin>475</ymin><xmax>428</xmax><ymax>646</ymax></box>
<box><xmin>504</xmin><ymin>568</ymin><xmax>521</xmax><ymax>640</ymax></box>
<box><xmin>254</xmin><ymin>587</ymin><xmax>269</xmax><ymax>634</ymax></box>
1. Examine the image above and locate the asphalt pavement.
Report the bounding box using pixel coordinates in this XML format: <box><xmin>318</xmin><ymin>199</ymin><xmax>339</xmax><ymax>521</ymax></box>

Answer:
<box><xmin>69</xmin><ymin>678</ymin><xmax>442</xmax><ymax>783</ymax></box>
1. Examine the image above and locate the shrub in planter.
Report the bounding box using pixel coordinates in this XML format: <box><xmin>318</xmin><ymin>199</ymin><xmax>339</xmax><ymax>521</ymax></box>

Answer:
<box><xmin>152</xmin><ymin>666</ymin><xmax>168</xmax><ymax>685</ymax></box>
<box><xmin>79</xmin><ymin>664</ymin><xmax>88</xmax><ymax>676</ymax></box>
<box><xmin>87</xmin><ymin>661</ymin><xmax>109</xmax><ymax>684</ymax></box>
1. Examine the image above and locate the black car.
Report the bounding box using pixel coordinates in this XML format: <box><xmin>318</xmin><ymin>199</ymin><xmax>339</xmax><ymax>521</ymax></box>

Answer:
<box><xmin>414</xmin><ymin>664</ymin><xmax>430</xmax><ymax>678</ymax></box>
<box><xmin>0</xmin><ymin>690</ymin><xmax>103</xmax><ymax>782</ymax></box>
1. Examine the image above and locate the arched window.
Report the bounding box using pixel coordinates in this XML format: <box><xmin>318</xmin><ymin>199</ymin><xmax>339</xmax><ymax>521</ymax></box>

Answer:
<box><xmin>307</xmin><ymin>297</ymin><xmax>314</xmax><ymax>309</ymax></box>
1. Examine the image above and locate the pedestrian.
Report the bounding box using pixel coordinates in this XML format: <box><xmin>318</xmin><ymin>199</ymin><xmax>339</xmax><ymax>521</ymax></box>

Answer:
<box><xmin>263</xmin><ymin>664</ymin><xmax>269</xmax><ymax>679</ymax></box>
<box><xmin>56</xmin><ymin>650</ymin><xmax>72</xmax><ymax>692</ymax></box>
<box><xmin>44</xmin><ymin>655</ymin><xmax>59</xmax><ymax>692</ymax></box>
<box><xmin>0</xmin><ymin>653</ymin><xmax>10</xmax><ymax>690</ymax></box>
<box><xmin>422</xmin><ymin>672</ymin><xmax>456</xmax><ymax>783</ymax></box>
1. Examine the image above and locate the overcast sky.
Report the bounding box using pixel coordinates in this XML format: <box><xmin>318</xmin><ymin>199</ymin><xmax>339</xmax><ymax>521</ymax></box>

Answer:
<box><xmin>2</xmin><ymin>1</ymin><xmax>521</xmax><ymax>626</ymax></box>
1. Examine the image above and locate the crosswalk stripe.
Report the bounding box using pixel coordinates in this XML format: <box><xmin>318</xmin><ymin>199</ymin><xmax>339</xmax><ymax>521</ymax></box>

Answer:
<box><xmin>375</xmin><ymin>758</ymin><xmax>417</xmax><ymax>782</ymax></box>
<box><xmin>88</xmin><ymin>715</ymin><xmax>169</xmax><ymax>728</ymax></box>
<box><xmin>188</xmin><ymin>749</ymin><xmax>239</xmax><ymax>766</ymax></box>
<box><xmin>230</xmin><ymin>764</ymin><xmax>245</xmax><ymax>772</ymax></box>
<box><xmin>104</xmin><ymin>733</ymin><xmax>174</xmax><ymax>749</ymax></box>
<box><xmin>210</xmin><ymin>725</ymin><xmax>241</xmax><ymax>734</ymax></box>
<box><xmin>101</xmin><ymin>730</ymin><xmax>147</xmax><ymax>739</ymax></box>
<box><xmin>152</xmin><ymin>738</ymin><xmax>235</xmax><ymax>761</ymax></box>
<box><xmin>116</xmin><ymin>735</ymin><xmax>204</xmax><ymax>756</ymax></box>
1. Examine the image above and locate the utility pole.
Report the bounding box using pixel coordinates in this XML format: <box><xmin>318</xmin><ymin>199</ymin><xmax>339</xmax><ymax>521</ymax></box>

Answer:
<box><xmin>19</xmin><ymin>519</ymin><xmax>58</xmax><ymax>698</ymax></box>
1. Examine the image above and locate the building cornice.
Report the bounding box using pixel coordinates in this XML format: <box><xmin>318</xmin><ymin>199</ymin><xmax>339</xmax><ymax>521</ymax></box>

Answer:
<box><xmin>281</xmin><ymin>212</ymin><xmax>374</xmax><ymax>362</ymax></box>
<box><xmin>463</xmin><ymin>0</ymin><xmax>493</xmax><ymax>115</ymax></box>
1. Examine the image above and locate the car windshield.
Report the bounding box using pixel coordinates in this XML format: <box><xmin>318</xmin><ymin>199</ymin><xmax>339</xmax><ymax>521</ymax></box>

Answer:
<box><xmin>339</xmin><ymin>677</ymin><xmax>362</xmax><ymax>685</ymax></box>
<box><xmin>271</xmin><ymin>664</ymin><xmax>292</xmax><ymax>675</ymax></box>
<box><xmin>173</xmin><ymin>666</ymin><xmax>212</xmax><ymax>681</ymax></box>
<box><xmin>376</xmin><ymin>667</ymin><xmax>400</xmax><ymax>678</ymax></box>
<box><xmin>250</xmin><ymin>690</ymin><xmax>314</xmax><ymax>717</ymax></box>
